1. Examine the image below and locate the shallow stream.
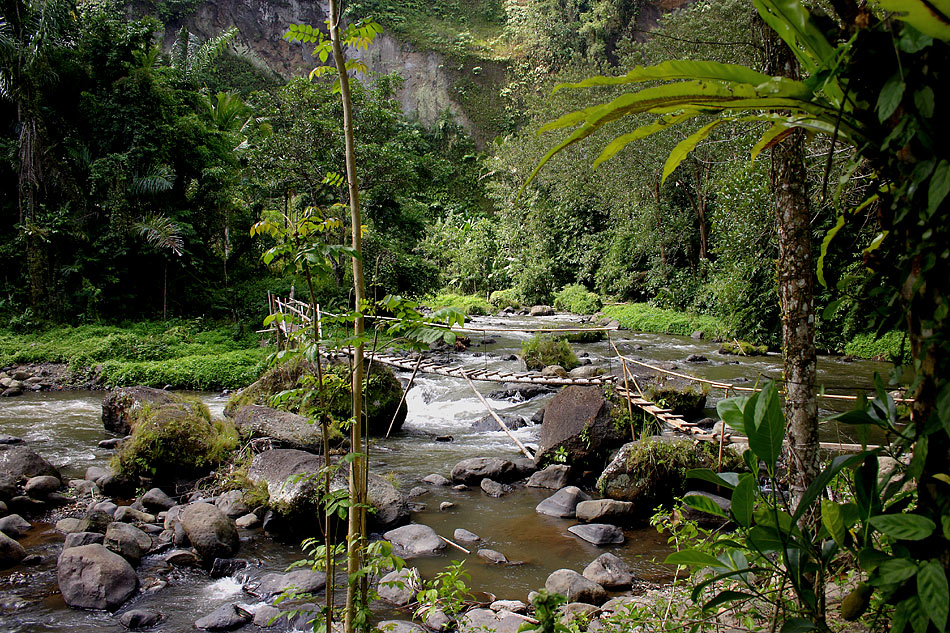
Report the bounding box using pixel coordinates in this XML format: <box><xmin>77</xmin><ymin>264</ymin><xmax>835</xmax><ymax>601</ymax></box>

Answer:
<box><xmin>0</xmin><ymin>313</ymin><xmax>893</xmax><ymax>632</ymax></box>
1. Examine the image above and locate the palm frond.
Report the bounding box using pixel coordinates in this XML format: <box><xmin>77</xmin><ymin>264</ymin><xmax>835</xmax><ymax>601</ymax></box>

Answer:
<box><xmin>135</xmin><ymin>214</ymin><xmax>184</xmax><ymax>257</ymax></box>
<box><xmin>131</xmin><ymin>165</ymin><xmax>176</xmax><ymax>196</ymax></box>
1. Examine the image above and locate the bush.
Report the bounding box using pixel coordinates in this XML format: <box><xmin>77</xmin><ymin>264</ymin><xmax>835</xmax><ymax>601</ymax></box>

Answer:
<box><xmin>112</xmin><ymin>400</ymin><xmax>238</xmax><ymax>483</ymax></box>
<box><xmin>553</xmin><ymin>284</ymin><xmax>602</xmax><ymax>315</ymax></box>
<box><xmin>521</xmin><ymin>335</ymin><xmax>579</xmax><ymax>371</ymax></box>
<box><xmin>488</xmin><ymin>288</ymin><xmax>521</xmax><ymax>309</ymax></box>
<box><xmin>424</xmin><ymin>292</ymin><xmax>492</xmax><ymax>316</ymax></box>
<box><xmin>601</xmin><ymin>303</ymin><xmax>729</xmax><ymax>338</ymax></box>
<box><xmin>844</xmin><ymin>330</ymin><xmax>909</xmax><ymax>362</ymax></box>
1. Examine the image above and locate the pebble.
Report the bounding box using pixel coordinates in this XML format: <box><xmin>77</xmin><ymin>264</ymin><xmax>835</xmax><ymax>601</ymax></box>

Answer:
<box><xmin>439</xmin><ymin>502</ymin><xmax>455</xmax><ymax>512</ymax></box>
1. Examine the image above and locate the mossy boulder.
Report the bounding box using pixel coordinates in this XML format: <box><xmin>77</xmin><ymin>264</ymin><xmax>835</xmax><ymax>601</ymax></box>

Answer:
<box><xmin>521</xmin><ymin>335</ymin><xmax>579</xmax><ymax>372</ymax></box>
<box><xmin>111</xmin><ymin>401</ymin><xmax>237</xmax><ymax>487</ymax></box>
<box><xmin>646</xmin><ymin>383</ymin><xmax>708</xmax><ymax>420</ymax></box>
<box><xmin>102</xmin><ymin>386</ymin><xmax>180</xmax><ymax>435</ymax></box>
<box><xmin>719</xmin><ymin>341</ymin><xmax>769</xmax><ymax>356</ymax></box>
<box><xmin>225</xmin><ymin>357</ymin><xmax>406</xmax><ymax>435</ymax></box>
<box><xmin>597</xmin><ymin>436</ymin><xmax>745</xmax><ymax>512</ymax></box>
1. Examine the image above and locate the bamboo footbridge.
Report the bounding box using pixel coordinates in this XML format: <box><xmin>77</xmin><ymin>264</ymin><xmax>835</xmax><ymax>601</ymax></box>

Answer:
<box><xmin>267</xmin><ymin>294</ymin><xmax>882</xmax><ymax>453</ymax></box>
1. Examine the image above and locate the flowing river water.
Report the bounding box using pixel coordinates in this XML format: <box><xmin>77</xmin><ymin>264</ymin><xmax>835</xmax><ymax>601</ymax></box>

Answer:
<box><xmin>0</xmin><ymin>313</ymin><xmax>894</xmax><ymax>632</ymax></box>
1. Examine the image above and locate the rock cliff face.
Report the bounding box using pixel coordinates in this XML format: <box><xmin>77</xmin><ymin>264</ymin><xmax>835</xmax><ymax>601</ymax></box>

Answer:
<box><xmin>166</xmin><ymin>0</ymin><xmax>478</xmax><ymax>135</ymax></box>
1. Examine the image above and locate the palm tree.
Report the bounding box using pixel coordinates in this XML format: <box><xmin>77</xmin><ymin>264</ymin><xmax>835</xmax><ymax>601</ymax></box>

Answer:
<box><xmin>0</xmin><ymin>0</ymin><xmax>76</xmax><ymax>313</ymax></box>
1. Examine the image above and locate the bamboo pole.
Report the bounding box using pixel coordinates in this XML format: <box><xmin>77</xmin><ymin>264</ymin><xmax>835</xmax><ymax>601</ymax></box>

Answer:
<box><xmin>462</xmin><ymin>371</ymin><xmax>534</xmax><ymax>460</ymax></box>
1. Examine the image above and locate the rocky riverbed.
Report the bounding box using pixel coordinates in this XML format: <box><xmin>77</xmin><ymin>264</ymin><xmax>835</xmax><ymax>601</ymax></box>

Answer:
<box><xmin>0</xmin><ymin>312</ymin><xmax>892</xmax><ymax>632</ymax></box>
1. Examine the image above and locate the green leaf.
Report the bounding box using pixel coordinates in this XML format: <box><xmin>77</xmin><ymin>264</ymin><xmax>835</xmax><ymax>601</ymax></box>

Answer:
<box><xmin>662</xmin><ymin>119</ymin><xmax>729</xmax><ymax>185</ymax></box>
<box><xmin>752</xmin><ymin>0</ymin><xmax>837</xmax><ymax>71</ymax></box>
<box><xmin>817</xmin><ymin>213</ymin><xmax>845</xmax><ymax>288</ymax></box>
<box><xmin>748</xmin><ymin>525</ymin><xmax>786</xmax><ymax>553</ymax></box>
<box><xmin>793</xmin><ymin>453</ymin><xmax>866</xmax><ymax>522</ymax></box>
<box><xmin>552</xmin><ymin>59</ymin><xmax>778</xmax><ymax>93</ymax></box>
<box><xmin>664</xmin><ymin>549</ymin><xmax>724</xmax><ymax>568</ymax></box>
<box><xmin>593</xmin><ymin>112</ymin><xmax>699</xmax><ymax>168</ymax></box>
<box><xmin>877</xmin><ymin>74</ymin><xmax>906</xmax><ymax>122</ymax></box>
<box><xmin>915</xmin><ymin>86</ymin><xmax>935</xmax><ymax>118</ymax></box>
<box><xmin>928</xmin><ymin>160</ymin><xmax>950</xmax><ymax>218</ymax></box>
<box><xmin>875</xmin><ymin>0</ymin><xmax>950</xmax><ymax>42</ymax></box>
<box><xmin>716</xmin><ymin>396</ymin><xmax>750</xmax><ymax>436</ymax></box>
<box><xmin>747</xmin><ymin>381</ymin><xmax>784</xmax><ymax>473</ymax></box>
<box><xmin>701</xmin><ymin>590</ymin><xmax>755</xmax><ymax>611</ymax></box>
<box><xmin>731</xmin><ymin>475</ymin><xmax>756</xmax><ymax>528</ymax></box>
<box><xmin>869</xmin><ymin>514</ymin><xmax>936</xmax><ymax>540</ymax></box>
<box><xmin>876</xmin><ymin>558</ymin><xmax>919</xmax><ymax>586</ymax></box>
<box><xmin>918</xmin><ymin>560</ymin><xmax>949</xmax><ymax>629</ymax></box>
<box><xmin>683</xmin><ymin>494</ymin><xmax>728</xmax><ymax>518</ymax></box>
<box><xmin>686</xmin><ymin>468</ymin><xmax>738</xmax><ymax>490</ymax></box>
<box><xmin>821</xmin><ymin>499</ymin><xmax>847</xmax><ymax>546</ymax></box>
<box><xmin>750</xmin><ymin>122</ymin><xmax>793</xmax><ymax>162</ymax></box>
<box><xmin>939</xmin><ymin>384</ymin><xmax>950</xmax><ymax>435</ymax></box>
<box><xmin>779</xmin><ymin>618</ymin><xmax>817</xmax><ymax>633</ymax></box>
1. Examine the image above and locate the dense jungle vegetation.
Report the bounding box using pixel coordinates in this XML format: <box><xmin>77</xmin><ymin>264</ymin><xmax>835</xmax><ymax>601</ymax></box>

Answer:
<box><xmin>0</xmin><ymin>0</ymin><xmax>895</xmax><ymax>357</ymax></box>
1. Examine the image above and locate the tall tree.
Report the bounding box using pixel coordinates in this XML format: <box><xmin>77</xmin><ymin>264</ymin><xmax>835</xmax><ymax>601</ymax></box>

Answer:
<box><xmin>0</xmin><ymin>0</ymin><xmax>76</xmax><ymax>313</ymax></box>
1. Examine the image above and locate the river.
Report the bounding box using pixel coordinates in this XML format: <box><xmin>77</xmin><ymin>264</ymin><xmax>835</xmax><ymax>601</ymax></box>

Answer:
<box><xmin>0</xmin><ymin>313</ymin><xmax>894</xmax><ymax>632</ymax></box>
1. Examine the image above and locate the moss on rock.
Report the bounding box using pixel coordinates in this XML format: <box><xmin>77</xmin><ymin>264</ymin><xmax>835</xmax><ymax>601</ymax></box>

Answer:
<box><xmin>111</xmin><ymin>400</ymin><xmax>237</xmax><ymax>485</ymax></box>
<box><xmin>719</xmin><ymin>341</ymin><xmax>769</xmax><ymax>356</ymax></box>
<box><xmin>225</xmin><ymin>357</ymin><xmax>406</xmax><ymax>435</ymax></box>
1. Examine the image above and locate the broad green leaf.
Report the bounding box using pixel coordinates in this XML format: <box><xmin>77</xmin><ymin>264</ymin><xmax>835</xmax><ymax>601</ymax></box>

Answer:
<box><xmin>664</xmin><ymin>549</ymin><xmax>724</xmax><ymax>568</ymax></box>
<box><xmin>876</xmin><ymin>558</ymin><xmax>918</xmax><ymax>586</ymax></box>
<box><xmin>662</xmin><ymin>119</ymin><xmax>729</xmax><ymax>185</ymax></box>
<box><xmin>686</xmin><ymin>468</ymin><xmax>738</xmax><ymax>490</ymax></box>
<box><xmin>793</xmin><ymin>453</ymin><xmax>866</xmax><ymax>522</ymax></box>
<box><xmin>821</xmin><ymin>499</ymin><xmax>847</xmax><ymax>546</ymax></box>
<box><xmin>938</xmin><ymin>383</ymin><xmax>950</xmax><ymax>435</ymax></box>
<box><xmin>928</xmin><ymin>160</ymin><xmax>950</xmax><ymax>217</ymax></box>
<box><xmin>683</xmin><ymin>494</ymin><xmax>728</xmax><ymax>518</ymax></box>
<box><xmin>552</xmin><ymin>60</ymin><xmax>778</xmax><ymax>93</ymax></box>
<box><xmin>731</xmin><ymin>475</ymin><xmax>756</xmax><ymax>528</ymax></box>
<box><xmin>918</xmin><ymin>560</ymin><xmax>949</xmax><ymax>629</ymax></box>
<box><xmin>869</xmin><ymin>514</ymin><xmax>936</xmax><ymax>541</ymax></box>
<box><xmin>747</xmin><ymin>381</ymin><xmax>784</xmax><ymax>473</ymax></box>
<box><xmin>593</xmin><ymin>111</ymin><xmax>699</xmax><ymax>168</ymax></box>
<box><xmin>748</xmin><ymin>525</ymin><xmax>786</xmax><ymax>553</ymax></box>
<box><xmin>877</xmin><ymin>74</ymin><xmax>906</xmax><ymax>122</ymax></box>
<box><xmin>702</xmin><ymin>590</ymin><xmax>755</xmax><ymax>611</ymax></box>
<box><xmin>780</xmin><ymin>618</ymin><xmax>817</xmax><ymax>633</ymax></box>
<box><xmin>717</xmin><ymin>396</ymin><xmax>750</xmax><ymax>436</ymax></box>
<box><xmin>817</xmin><ymin>214</ymin><xmax>845</xmax><ymax>288</ymax></box>
<box><xmin>752</xmin><ymin>0</ymin><xmax>837</xmax><ymax>71</ymax></box>
<box><xmin>875</xmin><ymin>0</ymin><xmax>950</xmax><ymax>42</ymax></box>
<box><xmin>750</xmin><ymin>122</ymin><xmax>792</xmax><ymax>161</ymax></box>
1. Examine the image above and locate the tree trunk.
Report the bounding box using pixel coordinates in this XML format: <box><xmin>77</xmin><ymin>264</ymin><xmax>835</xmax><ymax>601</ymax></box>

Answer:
<box><xmin>327</xmin><ymin>4</ymin><xmax>368</xmax><ymax>632</ymax></box>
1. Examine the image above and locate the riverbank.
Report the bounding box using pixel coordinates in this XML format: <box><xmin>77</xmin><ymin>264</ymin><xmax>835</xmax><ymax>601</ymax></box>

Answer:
<box><xmin>0</xmin><ymin>322</ymin><xmax>269</xmax><ymax>391</ymax></box>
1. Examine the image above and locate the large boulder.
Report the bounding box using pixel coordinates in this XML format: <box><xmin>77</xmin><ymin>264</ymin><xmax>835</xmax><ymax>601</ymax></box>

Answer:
<box><xmin>225</xmin><ymin>358</ymin><xmax>406</xmax><ymax>435</ymax></box>
<box><xmin>57</xmin><ymin>544</ymin><xmax>138</xmax><ymax>610</ymax></box>
<box><xmin>450</xmin><ymin>457</ymin><xmax>518</xmax><ymax>485</ymax></box>
<box><xmin>245</xmin><ymin>449</ymin><xmax>408</xmax><ymax>530</ymax></box>
<box><xmin>377</xmin><ymin>567</ymin><xmax>420</xmax><ymax>605</ymax></box>
<box><xmin>0</xmin><ymin>444</ymin><xmax>60</xmax><ymax>482</ymax></box>
<box><xmin>101</xmin><ymin>386</ymin><xmax>180</xmax><ymax>435</ymax></box>
<box><xmin>383</xmin><ymin>524</ymin><xmax>445</xmax><ymax>555</ymax></box>
<box><xmin>0</xmin><ymin>531</ymin><xmax>26</xmax><ymax>568</ymax></box>
<box><xmin>575</xmin><ymin>499</ymin><xmax>634</xmax><ymax>525</ymax></box>
<box><xmin>534</xmin><ymin>386</ymin><xmax>626</xmax><ymax>468</ymax></box>
<box><xmin>526</xmin><ymin>465</ymin><xmax>571</xmax><ymax>490</ymax></box>
<box><xmin>536</xmin><ymin>486</ymin><xmax>591</xmax><ymax>518</ymax></box>
<box><xmin>544</xmin><ymin>569</ymin><xmax>606</xmax><ymax>605</ymax></box>
<box><xmin>232</xmin><ymin>405</ymin><xmax>325</xmax><ymax>452</ymax></box>
<box><xmin>103</xmin><ymin>522</ymin><xmax>152</xmax><ymax>565</ymax></box>
<box><xmin>180</xmin><ymin>503</ymin><xmax>239</xmax><ymax>563</ymax></box>
<box><xmin>194</xmin><ymin>603</ymin><xmax>251</xmax><ymax>630</ymax></box>
<box><xmin>596</xmin><ymin>437</ymin><xmax>742</xmax><ymax>510</ymax></box>
<box><xmin>583</xmin><ymin>553</ymin><xmax>633</xmax><ymax>589</ymax></box>
<box><xmin>568</xmin><ymin>523</ymin><xmax>624</xmax><ymax>545</ymax></box>
<box><xmin>471</xmin><ymin>413</ymin><xmax>528</xmax><ymax>433</ymax></box>
<box><xmin>0</xmin><ymin>514</ymin><xmax>31</xmax><ymax>538</ymax></box>
<box><xmin>250</xmin><ymin>569</ymin><xmax>327</xmax><ymax>602</ymax></box>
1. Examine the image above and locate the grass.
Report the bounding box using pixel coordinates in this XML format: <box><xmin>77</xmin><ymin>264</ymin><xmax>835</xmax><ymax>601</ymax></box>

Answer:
<box><xmin>844</xmin><ymin>330</ymin><xmax>910</xmax><ymax>362</ymax></box>
<box><xmin>423</xmin><ymin>292</ymin><xmax>493</xmax><ymax>316</ymax></box>
<box><xmin>0</xmin><ymin>321</ymin><xmax>269</xmax><ymax>390</ymax></box>
<box><xmin>602</xmin><ymin>303</ymin><xmax>730</xmax><ymax>338</ymax></box>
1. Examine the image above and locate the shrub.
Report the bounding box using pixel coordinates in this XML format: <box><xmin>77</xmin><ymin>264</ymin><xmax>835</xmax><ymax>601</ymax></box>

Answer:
<box><xmin>521</xmin><ymin>335</ymin><xmax>579</xmax><ymax>371</ymax></box>
<box><xmin>100</xmin><ymin>349</ymin><xmax>268</xmax><ymax>390</ymax></box>
<box><xmin>112</xmin><ymin>401</ymin><xmax>238</xmax><ymax>483</ymax></box>
<box><xmin>488</xmin><ymin>288</ymin><xmax>521</xmax><ymax>309</ymax></box>
<box><xmin>844</xmin><ymin>330</ymin><xmax>909</xmax><ymax>362</ymax></box>
<box><xmin>601</xmin><ymin>303</ymin><xmax>729</xmax><ymax>338</ymax></box>
<box><xmin>553</xmin><ymin>284</ymin><xmax>602</xmax><ymax>315</ymax></box>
